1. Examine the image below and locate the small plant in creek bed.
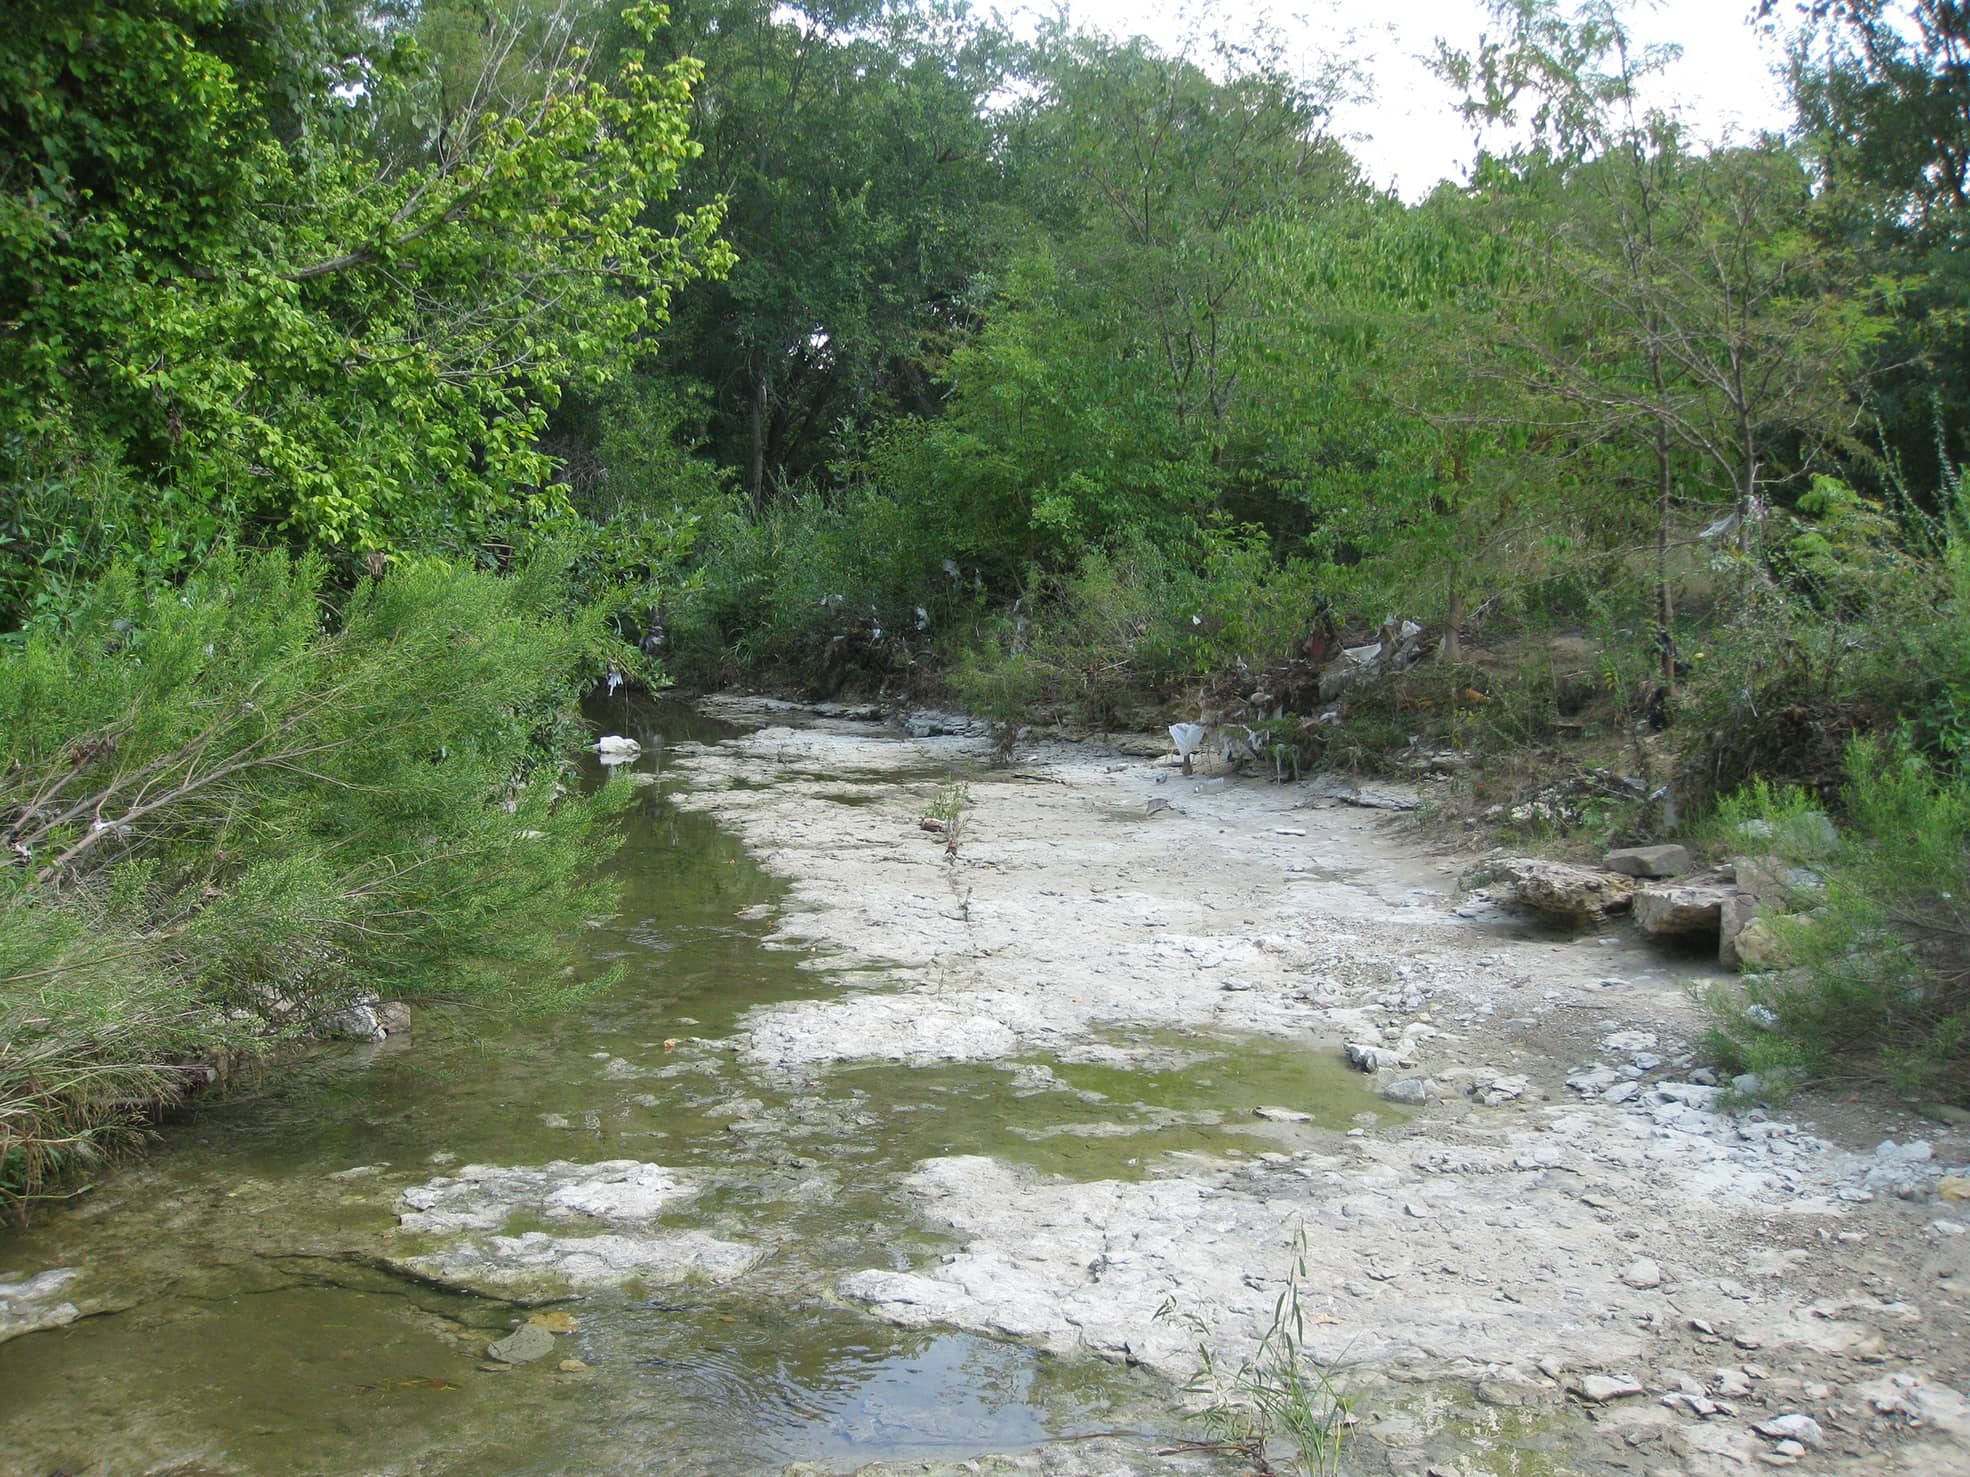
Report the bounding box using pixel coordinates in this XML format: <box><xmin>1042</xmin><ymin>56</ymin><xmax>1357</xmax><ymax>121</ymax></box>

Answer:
<box><xmin>1156</xmin><ymin>1229</ymin><xmax>1356</xmax><ymax>1476</ymax></box>
<box><xmin>922</xmin><ymin>779</ymin><xmax>971</xmax><ymax>858</ymax></box>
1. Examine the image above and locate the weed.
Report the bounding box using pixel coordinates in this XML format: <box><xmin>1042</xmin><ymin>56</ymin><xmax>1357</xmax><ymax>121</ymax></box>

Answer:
<box><xmin>0</xmin><ymin>550</ymin><xmax>631</xmax><ymax>1215</ymax></box>
<box><xmin>1157</xmin><ymin>1229</ymin><xmax>1355</xmax><ymax>1476</ymax></box>
<box><xmin>924</xmin><ymin>780</ymin><xmax>970</xmax><ymax>859</ymax></box>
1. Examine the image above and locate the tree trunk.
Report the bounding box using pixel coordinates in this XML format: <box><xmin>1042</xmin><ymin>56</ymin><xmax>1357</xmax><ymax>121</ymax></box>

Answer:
<box><xmin>1655</xmin><ymin>422</ymin><xmax>1676</xmax><ymax>695</ymax></box>
<box><xmin>1442</xmin><ymin>584</ymin><xmax>1465</xmax><ymax>662</ymax></box>
<box><xmin>747</xmin><ymin>360</ymin><xmax>767</xmax><ymax>512</ymax></box>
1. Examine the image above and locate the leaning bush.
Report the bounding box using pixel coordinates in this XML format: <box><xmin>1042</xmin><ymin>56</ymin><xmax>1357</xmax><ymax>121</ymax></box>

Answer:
<box><xmin>0</xmin><ymin>551</ymin><xmax>633</xmax><ymax>1214</ymax></box>
<box><xmin>1704</xmin><ymin>735</ymin><xmax>1970</xmax><ymax>1102</ymax></box>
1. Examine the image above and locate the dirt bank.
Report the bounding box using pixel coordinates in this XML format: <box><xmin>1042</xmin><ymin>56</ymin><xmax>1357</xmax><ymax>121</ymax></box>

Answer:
<box><xmin>672</xmin><ymin>698</ymin><xmax>1970</xmax><ymax>1477</ymax></box>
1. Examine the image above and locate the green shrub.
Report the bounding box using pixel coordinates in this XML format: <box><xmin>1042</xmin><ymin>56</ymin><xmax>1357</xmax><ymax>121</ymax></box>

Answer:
<box><xmin>666</xmin><ymin>480</ymin><xmax>989</xmax><ymax>691</ymax></box>
<box><xmin>951</xmin><ymin>525</ymin><xmax>1322</xmax><ymax>727</ymax></box>
<box><xmin>1678</xmin><ymin>476</ymin><xmax>1968</xmax><ymax>807</ymax></box>
<box><xmin>0</xmin><ymin>431</ymin><xmax>239</xmax><ymax>640</ymax></box>
<box><xmin>0</xmin><ymin>550</ymin><xmax>634</xmax><ymax>1213</ymax></box>
<box><xmin>1703</xmin><ymin>735</ymin><xmax>1970</xmax><ymax>1102</ymax></box>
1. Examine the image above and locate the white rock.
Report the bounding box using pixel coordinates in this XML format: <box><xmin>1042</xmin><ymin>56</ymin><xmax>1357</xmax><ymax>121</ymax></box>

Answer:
<box><xmin>1345</xmin><ymin>1041</ymin><xmax>1413</xmax><ymax>1072</ymax></box>
<box><xmin>0</xmin><ymin>1268</ymin><xmax>81</xmax><ymax>1346</ymax></box>
<box><xmin>1471</xmin><ymin>1072</ymin><xmax>1529</xmax><ymax>1106</ymax></box>
<box><xmin>1580</xmin><ymin>1374</ymin><xmax>1645</xmax><ymax>1402</ymax></box>
<box><xmin>1753</xmin><ymin>1413</ymin><xmax>1824</xmax><ymax>1447</ymax></box>
<box><xmin>1382</xmin><ymin>1076</ymin><xmax>1439</xmax><ymax>1105</ymax></box>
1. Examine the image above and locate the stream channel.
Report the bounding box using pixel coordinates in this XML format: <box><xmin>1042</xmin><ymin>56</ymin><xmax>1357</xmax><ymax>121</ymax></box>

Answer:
<box><xmin>0</xmin><ymin>701</ymin><xmax>1390</xmax><ymax>1476</ymax></box>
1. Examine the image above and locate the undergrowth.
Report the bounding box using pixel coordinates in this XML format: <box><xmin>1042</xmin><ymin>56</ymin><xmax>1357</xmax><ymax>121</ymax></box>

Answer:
<box><xmin>0</xmin><ymin>550</ymin><xmax>633</xmax><ymax>1216</ymax></box>
<box><xmin>1702</xmin><ymin>735</ymin><xmax>1970</xmax><ymax>1103</ymax></box>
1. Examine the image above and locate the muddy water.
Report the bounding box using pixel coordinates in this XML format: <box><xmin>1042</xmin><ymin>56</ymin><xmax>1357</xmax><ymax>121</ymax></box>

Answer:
<box><xmin>0</xmin><ymin>703</ymin><xmax>1380</xmax><ymax>1477</ymax></box>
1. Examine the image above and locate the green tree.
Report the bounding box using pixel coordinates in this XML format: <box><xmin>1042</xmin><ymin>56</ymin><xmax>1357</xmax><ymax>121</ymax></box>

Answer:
<box><xmin>632</xmin><ymin>0</ymin><xmax>1010</xmax><ymax>504</ymax></box>
<box><xmin>1771</xmin><ymin>0</ymin><xmax>1970</xmax><ymax>494</ymax></box>
<box><xmin>0</xmin><ymin>0</ymin><xmax>730</xmax><ymax>624</ymax></box>
<box><xmin>1431</xmin><ymin>2</ymin><xmax>1883</xmax><ymax>685</ymax></box>
<box><xmin>870</xmin><ymin>28</ymin><xmax>1369</xmax><ymax>569</ymax></box>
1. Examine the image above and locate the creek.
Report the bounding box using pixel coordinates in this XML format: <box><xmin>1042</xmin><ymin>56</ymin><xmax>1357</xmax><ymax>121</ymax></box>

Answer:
<box><xmin>0</xmin><ymin>702</ymin><xmax>1381</xmax><ymax>1477</ymax></box>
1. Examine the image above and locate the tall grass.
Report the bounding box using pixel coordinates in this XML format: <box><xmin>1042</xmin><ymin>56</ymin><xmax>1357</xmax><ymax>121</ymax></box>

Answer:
<box><xmin>1157</xmin><ymin>1229</ymin><xmax>1356</xmax><ymax>1476</ymax></box>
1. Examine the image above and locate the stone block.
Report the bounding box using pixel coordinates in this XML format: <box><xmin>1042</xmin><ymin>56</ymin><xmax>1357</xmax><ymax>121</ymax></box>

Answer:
<box><xmin>1604</xmin><ymin>844</ymin><xmax>1692</xmax><ymax>878</ymax></box>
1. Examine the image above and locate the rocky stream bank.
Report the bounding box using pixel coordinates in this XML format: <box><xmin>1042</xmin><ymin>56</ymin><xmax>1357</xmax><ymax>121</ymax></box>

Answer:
<box><xmin>666</xmin><ymin>699</ymin><xmax>1970</xmax><ymax>1476</ymax></box>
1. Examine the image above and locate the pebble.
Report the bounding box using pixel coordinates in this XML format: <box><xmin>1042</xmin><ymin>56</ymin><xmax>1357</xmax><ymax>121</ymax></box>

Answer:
<box><xmin>1621</xmin><ymin>1259</ymin><xmax>1663</xmax><ymax>1290</ymax></box>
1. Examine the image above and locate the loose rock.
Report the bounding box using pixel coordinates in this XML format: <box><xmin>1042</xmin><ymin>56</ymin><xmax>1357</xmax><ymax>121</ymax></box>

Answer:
<box><xmin>1382</xmin><ymin>1076</ymin><xmax>1439</xmax><ymax>1105</ymax></box>
<box><xmin>1753</xmin><ymin>1414</ymin><xmax>1824</xmax><ymax>1447</ymax></box>
<box><xmin>487</xmin><ymin>1324</ymin><xmax>557</xmax><ymax>1363</ymax></box>
<box><xmin>1604</xmin><ymin>844</ymin><xmax>1691</xmax><ymax>879</ymax></box>
<box><xmin>1494</xmin><ymin>858</ymin><xmax>1636</xmax><ymax>920</ymax></box>
<box><xmin>1344</xmin><ymin>1040</ymin><xmax>1413</xmax><ymax>1072</ymax></box>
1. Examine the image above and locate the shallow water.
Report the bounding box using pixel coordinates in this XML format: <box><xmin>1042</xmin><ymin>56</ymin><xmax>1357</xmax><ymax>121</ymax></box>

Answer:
<box><xmin>0</xmin><ymin>699</ymin><xmax>1375</xmax><ymax>1477</ymax></box>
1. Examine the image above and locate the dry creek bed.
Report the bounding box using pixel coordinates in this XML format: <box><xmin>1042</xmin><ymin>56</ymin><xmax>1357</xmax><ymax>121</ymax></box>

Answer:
<box><xmin>672</xmin><ymin>700</ymin><xmax>1970</xmax><ymax>1477</ymax></box>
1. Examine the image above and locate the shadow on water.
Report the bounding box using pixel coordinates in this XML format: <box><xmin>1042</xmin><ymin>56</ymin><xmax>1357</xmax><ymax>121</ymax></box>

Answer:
<box><xmin>0</xmin><ymin>700</ymin><xmax>1173</xmax><ymax>1476</ymax></box>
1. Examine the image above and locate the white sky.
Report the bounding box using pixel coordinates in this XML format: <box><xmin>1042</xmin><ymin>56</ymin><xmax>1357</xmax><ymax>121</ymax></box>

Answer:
<box><xmin>1021</xmin><ymin>0</ymin><xmax>1796</xmax><ymax>200</ymax></box>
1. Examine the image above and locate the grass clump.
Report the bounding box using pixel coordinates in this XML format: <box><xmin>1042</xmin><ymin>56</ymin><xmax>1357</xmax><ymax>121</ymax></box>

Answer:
<box><xmin>0</xmin><ymin>550</ymin><xmax>634</xmax><ymax>1216</ymax></box>
<box><xmin>923</xmin><ymin>779</ymin><xmax>971</xmax><ymax>858</ymax></box>
<box><xmin>1158</xmin><ymin>1231</ymin><xmax>1355</xmax><ymax>1476</ymax></box>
